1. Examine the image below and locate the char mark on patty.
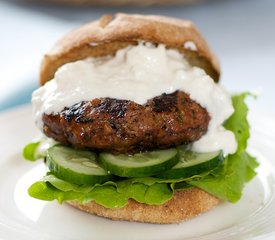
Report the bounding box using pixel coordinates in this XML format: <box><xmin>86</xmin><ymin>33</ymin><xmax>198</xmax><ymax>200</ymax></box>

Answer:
<box><xmin>149</xmin><ymin>92</ymin><xmax>178</xmax><ymax>113</ymax></box>
<box><xmin>42</xmin><ymin>91</ymin><xmax>210</xmax><ymax>154</ymax></box>
<box><xmin>96</xmin><ymin>98</ymin><xmax>130</xmax><ymax>118</ymax></box>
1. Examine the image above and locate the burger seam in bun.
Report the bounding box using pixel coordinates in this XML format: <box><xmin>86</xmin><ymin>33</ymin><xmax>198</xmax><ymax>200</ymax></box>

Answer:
<box><xmin>23</xmin><ymin>13</ymin><xmax>258</xmax><ymax>224</ymax></box>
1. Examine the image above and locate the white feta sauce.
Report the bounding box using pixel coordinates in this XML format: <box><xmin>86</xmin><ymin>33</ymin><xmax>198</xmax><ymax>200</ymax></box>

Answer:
<box><xmin>32</xmin><ymin>42</ymin><xmax>237</xmax><ymax>155</ymax></box>
<box><xmin>183</xmin><ymin>41</ymin><xmax>197</xmax><ymax>51</ymax></box>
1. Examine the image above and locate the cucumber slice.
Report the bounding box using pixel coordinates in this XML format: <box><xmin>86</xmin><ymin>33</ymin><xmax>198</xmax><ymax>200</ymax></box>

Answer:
<box><xmin>99</xmin><ymin>148</ymin><xmax>179</xmax><ymax>177</ymax></box>
<box><xmin>157</xmin><ymin>150</ymin><xmax>224</xmax><ymax>179</ymax></box>
<box><xmin>46</xmin><ymin>145</ymin><xmax>114</xmax><ymax>185</ymax></box>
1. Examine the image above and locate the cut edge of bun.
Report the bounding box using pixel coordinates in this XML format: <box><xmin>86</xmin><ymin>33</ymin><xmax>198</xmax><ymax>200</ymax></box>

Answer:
<box><xmin>40</xmin><ymin>13</ymin><xmax>220</xmax><ymax>85</ymax></box>
<box><xmin>67</xmin><ymin>188</ymin><xmax>221</xmax><ymax>224</ymax></box>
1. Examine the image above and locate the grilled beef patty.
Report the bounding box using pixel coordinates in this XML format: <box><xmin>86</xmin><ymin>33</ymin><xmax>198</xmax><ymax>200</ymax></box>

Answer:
<box><xmin>42</xmin><ymin>91</ymin><xmax>210</xmax><ymax>154</ymax></box>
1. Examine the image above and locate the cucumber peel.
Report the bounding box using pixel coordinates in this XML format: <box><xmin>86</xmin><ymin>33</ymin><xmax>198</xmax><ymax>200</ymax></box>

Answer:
<box><xmin>47</xmin><ymin>146</ymin><xmax>114</xmax><ymax>185</ymax></box>
<box><xmin>157</xmin><ymin>150</ymin><xmax>224</xmax><ymax>179</ymax></box>
<box><xmin>99</xmin><ymin>148</ymin><xmax>179</xmax><ymax>177</ymax></box>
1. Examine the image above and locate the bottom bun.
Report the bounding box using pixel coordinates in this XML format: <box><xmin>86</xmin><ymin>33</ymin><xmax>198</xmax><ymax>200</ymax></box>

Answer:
<box><xmin>67</xmin><ymin>188</ymin><xmax>220</xmax><ymax>224</ymax></box>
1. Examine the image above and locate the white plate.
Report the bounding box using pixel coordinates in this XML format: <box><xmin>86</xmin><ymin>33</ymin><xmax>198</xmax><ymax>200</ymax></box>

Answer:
<box><xmin>0</xmin><ymin>105</ymin><xmax>275</xmax><ymax>240</ymax></box>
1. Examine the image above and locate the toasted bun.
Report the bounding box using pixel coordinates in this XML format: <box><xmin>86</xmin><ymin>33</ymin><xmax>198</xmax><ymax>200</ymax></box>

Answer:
<box><xmin>67</xmin><ymin>188</ymin><xmax>220</xmax><ymax>224</ymax></box>
<box><xmin>40</xmin><ymin>13</ymin><xmax>220</xmax><ymax>85</ymax></box>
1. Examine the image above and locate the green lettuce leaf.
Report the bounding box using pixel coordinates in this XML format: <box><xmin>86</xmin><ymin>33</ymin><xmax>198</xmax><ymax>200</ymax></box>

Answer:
<box><xmin>23</xmin><ymin>141</ymin><xmax>42</xmax><ymax>161</ymax></box>
<box><xmin>188</xmin><ymin>93</ymin><xmax>259</xmax><ymax>202</ymax></box>
<box><xmin>28</xmin><ymin>170</ymin><xmax>216</xmax><ymax>208</ymax></box>
<box><xmin>23</xmin><ymin>138</ymin><xmax>57</xmax><ymax>161</ymax></box>
<box><xmin>28</xmin><ymin>174</ymin><xmax>174</xmax><ymax>208</ymax></box>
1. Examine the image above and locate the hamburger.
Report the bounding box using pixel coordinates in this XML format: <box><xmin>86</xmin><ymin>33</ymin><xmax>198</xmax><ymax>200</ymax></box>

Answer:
<box><xmin>23</xmin><ymin>13</ymin><xmax>258</xmax><ymax>224</ymax></box>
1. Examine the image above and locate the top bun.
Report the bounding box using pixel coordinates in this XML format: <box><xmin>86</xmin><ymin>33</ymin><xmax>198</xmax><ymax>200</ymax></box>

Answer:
<box><xmin>40</xmin><ymin>13</ymin><xmax>220</xmax><ymax>85</ymax></box>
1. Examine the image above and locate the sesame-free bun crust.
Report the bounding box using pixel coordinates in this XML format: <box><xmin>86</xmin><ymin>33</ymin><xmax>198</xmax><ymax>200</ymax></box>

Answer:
<box><xmin>40</xmin><ymin>13</ymin><xmax>220</xmax><ymax>85</ymax></box>
<box><xmin>67</xmin><ymin>188</ymin><xmax>220</xmax><ymax>224</ymax></box>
